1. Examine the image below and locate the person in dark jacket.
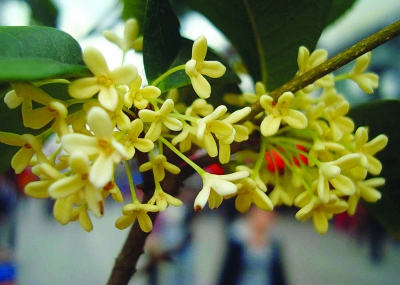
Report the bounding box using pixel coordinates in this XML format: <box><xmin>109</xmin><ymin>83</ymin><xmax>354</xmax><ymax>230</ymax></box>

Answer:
<box><xmin>218</xmin><ymin>206</ymin><xmax>287</xmax><ymax>285</ymax></box>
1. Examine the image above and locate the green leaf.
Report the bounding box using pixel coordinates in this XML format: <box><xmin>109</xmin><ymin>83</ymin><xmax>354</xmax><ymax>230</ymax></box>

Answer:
<box><xmin>25</xmin><ymin>0</ymin><xmax>58</xmax><ymax>27</ymax></box>
<box><xmin>182</xmin><ymin>0</ymin><xmax>332</xmax><ymax>90</ymax></box>
<box><xmin>349</xmin><ymin>100</ymin><xmax>400</xmax><ymax>238</ymax></box>
<box><xmin>122</xmin><ymin>0</ymin><xmax>147</xmax><ymax>35</ymax></box>
<box><xmin>325</xmin><ymin>0</ymin><xmax>358</xmax><ymax>27</ymax></box>
<box><xmin>143</xmin><ymin>0</ymin><xmax>182</xmax><ymax>84</ymax></box>
<box><xmin>156</xmin><ymin>38</ymin><xmax>240</xmax><ymax>93</ymax></box>
<box><xmin>0</xmin><ymin>26</ymin><xmax>91</xmax><ymax>82</ymax></box>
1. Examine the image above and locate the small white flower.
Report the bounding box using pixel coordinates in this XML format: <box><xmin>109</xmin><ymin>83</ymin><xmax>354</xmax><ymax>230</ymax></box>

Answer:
<box><xmin>69</xmin><ymin>46</ymin><xmax>138</xmax><ymax>111</ymax></box>
<box><xmin>349</xmin><ymin>52</ymin><xmax>379</xmax><ymax>94</ymax></box>
<box><xmin>139</xmin><ymin>99</ymin><xmax>183</xmax><ymax>141</ymax></box>
<box><xmin>260</xmin><ymin>92</ymin><xmax>307</xmax><ymax>136</ymax></box>
<box><xmin>317</xmin><ymin>153</ymin><xmax>361</xmax><ymax>203</ymax></box>
<box><xmin>103</xmin><ymin>18</ymin><xmax>143</xmax><ymax>52</ymax></box>
<box><xmin>194</xmin><ymin>170</ymin><xmax>249</xmax><ymax>211</ymax></box>
<box><xmin>61</xmin><ymin>106</ymin><xmax>129</xmax><ymax>188</ymax></box>
<box><xmin>185</xmin><ymin>36</ymin><xmax>226</xmax><ymax>99</ymax></box>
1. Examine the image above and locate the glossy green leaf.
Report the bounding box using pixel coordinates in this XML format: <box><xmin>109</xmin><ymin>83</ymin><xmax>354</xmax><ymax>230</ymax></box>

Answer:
<box><xmin>325</xmin><ymin>0</ymin><xmax>358</xmax><ymax>27</ymax></box>
<box><xmin>182</xmin><ymin>0</ymin><xmax>332</xmax><ymax>90</ymax></box>
<box><xmin>122</xmin><ymin>0</ymin><xmax>146</xmax><ymax>35</ymax></box>
<box><xmin>0</xmin><ymin>26</ymin><xmax>91</xmax><ymax>82</ymax></box>
<box><xmin>349</xmin><ymin>100</ymin><xmax>400</xmax><ymax>238</ymax></box>
<box><xmin>143</xmin><ymin>0</ymin><xmax>182</xmax><ymax>84</ymax></box>
<box><xmin>25</xmin><ymin>0</ymin><xmax>58</xmax><ymax>27</ymax></box>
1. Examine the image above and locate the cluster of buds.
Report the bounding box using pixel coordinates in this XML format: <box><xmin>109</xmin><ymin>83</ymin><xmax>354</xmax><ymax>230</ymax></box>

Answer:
<box><xmin>0</xmin><ymin>19</ymin><xmax>387</xmax><ymax>234</ymax></box>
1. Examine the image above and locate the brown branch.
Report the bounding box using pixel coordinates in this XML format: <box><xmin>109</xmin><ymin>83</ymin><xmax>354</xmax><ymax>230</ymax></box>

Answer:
<box><xmin>107</xmin><ymin>149</ymin><xmax>182</xmax><ymax>285</ymax></box>
<box><xmin>106</xmin><ymin>150</ymin><xmax>156</xmax><ymax>285</ymax></box>
<box><xmin>242</xmin><ymin>19</ymin><xmax>400</xmax><ymax>123</ymax></box>
<box><xmin>106</xmin><ymin>210</ymin><xmax>157</xmax><ymax>285</ymax></box>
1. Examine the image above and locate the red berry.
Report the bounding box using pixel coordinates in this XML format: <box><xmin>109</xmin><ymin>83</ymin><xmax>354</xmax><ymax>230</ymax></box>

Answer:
<box><xmin>265</xmin><ymin>149</ymin><xmax>285</xmax><ymax>173</ymax></box>
<box><xmin>204</xmin><ymin>163</ymin><xmax>225</xmax><ymax>175</ymax></box>
<box><xmin>293</xmin><ymin>144</ymin><xmax>308</xmax><ymax>166</ymax></box>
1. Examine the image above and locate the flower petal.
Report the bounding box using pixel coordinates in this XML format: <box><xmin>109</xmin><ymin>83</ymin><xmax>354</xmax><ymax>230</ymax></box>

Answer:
<box><xmin>260</xmin><ymin>115</ymin><xmax>281</xmax><ymax>136</ymax></box>
<box><xmin>62</xmin><ymin>134</ymin><xmax>99</xmax><ymax>156</ymax></box>
<box><xmin>49</xmin><ymin>174</ymin><xmax>85</xmax><ymax>198</ymax></box>
<box><xmin>111</xmin><ymin>64</ymin><xmax>138</xmax><ymax>85</ymax></box>
<box><xmin>90</xmin><ymin>154</ymin><xmax>114</xmax><ymax>188</ymax></box>
<box><xmin>191</xmin><ymin>74</ymin><xmax>211</xmax><ymax>99</ymax></box>
<box><xmin>137</xmin><ymin>211</ymin><xmax>153</xmax><ymax>232</ymax></box>
<box><xmin>283</xmin><ymin>109</ymin><xmax>308</xmax><ymax>129</ymax></box>
<box><xmin>201</xmin><ymin>61</ymin><xmax>226</xmax><ymax>78</ymax></box>
<box><xmin>98</xmin><ymin>86</ymin><xmax>119</xmax><ymax>111</ymax></box>
<box><xmin>87</xmin><ymin>106</ymin><xmax>114</xmax><ymax>139</ymax></box>
<box><xmin>68</xmin><ymin>77</ymin><xmax>100</xmax><ymax>99</ymax></box>
<box><xmin>312</xmin><ymin>210</ymin><xmax>329</xmax><ymax>234</ymax></box>
<box><xmin>115</xmin><ymin>213</ymin><xmax>136</xmax><ymax>230</ymax></box>
<box><xmin>83</xmin><ymin>46</ymin><xmax>109</xmax><ymax>76</ymax></box>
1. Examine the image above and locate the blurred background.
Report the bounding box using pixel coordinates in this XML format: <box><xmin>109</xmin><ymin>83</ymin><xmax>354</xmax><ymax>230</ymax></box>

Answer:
<box><xmin>1</xmin><ymin>0</ymin><xmax>400</xmax><ymax>284</ymax></box>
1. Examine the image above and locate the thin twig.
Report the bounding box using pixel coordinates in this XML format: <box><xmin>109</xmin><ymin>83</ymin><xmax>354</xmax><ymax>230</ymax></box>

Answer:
<box><xmin>241</xmin><ymin>20</ymin><xmax>400</xmax><ymax>123</ymax></box>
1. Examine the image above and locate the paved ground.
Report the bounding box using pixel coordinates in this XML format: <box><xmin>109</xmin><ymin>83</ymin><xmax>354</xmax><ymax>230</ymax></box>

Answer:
<box><xmin>11</xmin><ymin>198</ymin><xmax>400</xmax><ymax>285</ymax></box>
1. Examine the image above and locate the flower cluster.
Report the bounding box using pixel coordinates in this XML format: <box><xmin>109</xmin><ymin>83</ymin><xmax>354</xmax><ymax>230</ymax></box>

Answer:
<box><xmin>0</xmin><ymin>19</ymin><xmax>387</xmax><ymax>235</ymax></box>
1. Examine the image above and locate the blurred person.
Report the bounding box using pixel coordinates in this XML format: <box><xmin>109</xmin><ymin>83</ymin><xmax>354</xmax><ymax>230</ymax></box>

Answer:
<box><xmin>143</xmin><ymin>197</ymin><xmax>195</xmax><ymax>285</ymax></box>
<box><xmin>0</xmin><ymin>171</ymin><xmax>18</xmax><ymax>285</ymax></box>
<box><xmin>218</xmin><ymin>206</ymin><xmax>287</xmax><ymax>285</ymax></box>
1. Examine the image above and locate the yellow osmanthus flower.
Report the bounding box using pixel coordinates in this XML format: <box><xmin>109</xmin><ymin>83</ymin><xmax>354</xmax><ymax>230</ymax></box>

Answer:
<box><xmin>194</xmin><ymin>170</ymin><xmax>249</xmax><ymax>211</ymax></box>
<box><xmin>48</xmin><ymin>151</ymin><xmax>104</xmax><ymax>218</ymax></box>
<box><xmin>268</xmin><ymin>184</ymin><xmax>295</xmax><ymax>206</ymax></box>
<box><xmin>297</xmin><ymin>46</ymin><xmax>333</xmax><ymax>92</ymax></box>
<box><xmin>305</xmin><ymin>102</ymin><xmax>329</xmax><ymax>136</ymax></box>
<box><xmin>139</xmin><ymin>154</ymin><xmax>181</xmax><ymax>182</ymax></box>
<box><xmin>185</xmin><ymin>98</ymin><xmax>214</xmax><ymax>117</ymax></box>
<box><xmin>61</xmin><ymin>106</ymin><xmax>129</xmax><ymax>188</ymax></box>
<box><xmin>69</xmin><ymin>46</ymin><xmax>138</xmax><ymax>111</ymax></box>
<box><xmin>324</xmin><ymin>100</ymin><xmax>354</xmax><ymax>141</ymax></box>
<box><xmin>9</xmin><ymin>83</ymin><xmax>69</xmax><ymax>135</ymax></box>
<box><xmin>139</xmin><ymin>99</ymin><xmax>183</xmax><ymax>142</ymax></box>
<box><xmin>24</xmin><ymin>162</ymin><xmax>63</xmax><ymax>199</ymax></box>
<box><xmin>53</xmin><ymin>195</ymin><xmax>75</xmax><ymax>225</ymax></box>
<box><xmin>171</xmin><ymin>124</ymin><xmax>198</xmax><ymax>153</ymax></box>
<box><xmin>185</xmin><ymin>35</ymin><xmax>226</xmax><ymax>99</ymax></box>
<box><xmin>122</xmin><ymin>119</ymin><xmax>154</xmax><ymax>159</ymax></box>
<box><xmin>243</xmin><ymin>81</ymin><xmax>267</xmax><ymax>104</ymax></box>
<box><xmin>308</xmin><ymin>140</ymin><xmax>345</xmax><ymax>166</ymax></box>
<box><xmin>196</xmin><ymin>105</ymin><xmax>234</xmax><ymax>157</ymax></box>
<box><xmin>6</xmin><ymin>82</ymin><xmax>55</xmax><ymax>109</ymax></box>
<box><xmin>233</xmin><ymin>177</ymin><xmax>274</xmax><ymax>213</ymax></box>
<box><xmin>295</xmin><ymin>192</ymin><xmax>348</xmax><ymax>234</ymax></box>
<box><xmin>317</xmin><ymin>153</ymin><xmax>361</xmax><ymax>203</ymax></box>
<box><xmin>0</xmin><ymin>132</ymin><xmax>46</xmax><ymax>174</ymax></box>
<box><xmin>115</xmin><ymin>202</ymin><xmax>159</xmax><ymax>232</ymax></box>
<box><xmin>217</xmin><ymin>107</ymin><xmax>251</xmax><ymax>164</ymax></box>
<box><xmin>57</xmin><ymin>201</ymin><xmax>95</xmax><ymax>232</ymax></box>
<box><xmin>347</xmin><ymin>177</ymin><xmax>384</xmax><ymax>215</ymax></box>
<box><xmin>236</xmin><ymin>165</ymin><xmax>267</xmax><ymax>192</ymax></box>
<box><xmin>260</xmin><ymin>92</ymin><xmax>308</xmax><ymax>136</ymax></box>
<box><xmin>103</xmin><ymin>18</ymin><xmax>143</xmax><ymax>52</ymax></box>
<box><xmin>348</xmin><ymin>52</ymin><xmax>379</xmax><ymax>94</ymax></box>
<box><xmin>148</xmin><ymin>184</ymin><xmax>182</xmax><ymax>211</ymax></box>
<box><xmin>354</xmin><ymin>127</ymin><xmax>388</xmax><ymax>175</ymax></box>
<box><xmin>102</xmin><ymin>180</ymin><xmax>124</xmax><ymax>203</ymax></box>
<box><xmin>124</xmin><ymin>75</ymin><xmax>161</xmax><ymax>109</ymax></box>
